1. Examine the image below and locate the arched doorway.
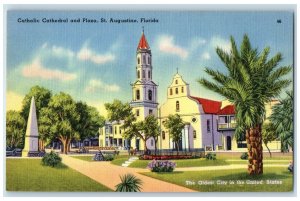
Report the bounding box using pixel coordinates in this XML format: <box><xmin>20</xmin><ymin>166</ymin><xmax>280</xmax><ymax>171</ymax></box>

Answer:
<box><xmin>226</xmin><ymin>136</ymin><xmax>232</xmax><ymax>150</ymax></box>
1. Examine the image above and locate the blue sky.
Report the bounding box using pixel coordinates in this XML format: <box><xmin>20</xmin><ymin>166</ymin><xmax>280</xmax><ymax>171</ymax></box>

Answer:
<box><xmin>6</xmin><ymin>11</ymin><xmax>294</xmax><ymax>116</ymax></box>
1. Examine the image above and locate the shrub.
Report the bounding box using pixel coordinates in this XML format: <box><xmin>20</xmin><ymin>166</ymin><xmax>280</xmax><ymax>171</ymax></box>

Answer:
<box><xmin>205</xmin><ymin>153</ymin><xmax>216</xmax><ymax>160</ymax></box>
<box><xmin>240</xmin><ymin>152</ymin><xmax>249</xmax><ymax>160</ymax></box>
<box><xmin>42</xmin><ymin>151</ymin><xmax>62</xmax><ymax>167</ymax></box>
<box><xmin>104</xmin><ymin>154</ymin><xmax>114</xmax><ymax>161</ymax></box>
<box><xmin>115</xmin><ymin>174</ymin><xmax>143</xmax><ymax>192</ymax></box>
<box><xmin>147</xmin><ymin>160</ymin><xmax>176</xmax><ymax>172</ymax></box>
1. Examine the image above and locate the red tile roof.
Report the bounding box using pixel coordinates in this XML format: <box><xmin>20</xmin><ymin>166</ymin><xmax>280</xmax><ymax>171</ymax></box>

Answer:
<box><xmin>137</xmin><ymin>33</ymin><xmax>150</xmax><ymax>49</ymax></box>
<box><xmin>190</xmin><ymin>96</ymin><xmax>222</xmax><ymax>114</ymax></box>
<box><xmin>217</xmin><ymin>105</ymin><xmax>235</xmax><ymax>115</ymax></box>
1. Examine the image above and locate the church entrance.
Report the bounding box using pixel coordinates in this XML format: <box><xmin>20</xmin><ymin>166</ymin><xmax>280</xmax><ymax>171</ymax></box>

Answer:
<box><xmin>226</xmin><ymin>136</ymin><xmax>232</xmax><ymax>150</ymax></box>
<box><xmin>135</xmin><ymin>139</ymin><xmax>140</xmax><ymax>151</ymax></box>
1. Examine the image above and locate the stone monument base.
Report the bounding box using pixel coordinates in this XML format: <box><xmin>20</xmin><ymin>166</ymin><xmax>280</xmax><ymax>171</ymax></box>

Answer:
<box><xmin>22</xmin><ymin>151</ymin><xmax>40</xmax><ymax>157</ymax></box>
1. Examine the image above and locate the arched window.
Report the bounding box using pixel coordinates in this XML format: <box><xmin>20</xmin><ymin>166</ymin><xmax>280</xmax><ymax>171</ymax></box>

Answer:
<box><xmin>176</xmin><ymin>101</ymin><xmax>180</xmax><ymax>111</ymax></box>
<box><xmin>181</xmin><ymin>87</ymin><xmax>184</xmax><ymax>93</ymax></box>
<box><xmin>162</xmin><ymin>131</ymin><xmax>165</xmax><ymax>140</ymax></box>
<box><xmin>148</xmin><ymin>90</ymin><xmax>152</xmax><ymax>101</ymax></box>
<box><xmin>148</xmin><ymin>71</ymin><xmax>151</xmax><ymax>79</ymax></box>
<box><xmin>142</xmin><ymin>70</ymin><xmax>145</xmax><ymax>78</ymax></box>
<box><xmin>193</xmin><ymin>130</ymin><xmax>197</xmax><ymax>139</ymax></box>
<box><xmin>170</xmin><ymin>88</ymin><xmax>173</xmax><ymax>95</ymax></box>
<box><xmin>175</xmin><ymin>88</ymin><xmax>178</xmax><ymax>94</ymax></box>
<box><xmin>136</xmin><ymin>90</ymin><xmax>140</xmax><ymax>100</ymax></box>
<box><xmin>175</xmin><ymin>80</ymin><xmax>178</xmax><ymax>84</ymax></box>
<box><xmin>138</xmin><ymin>57</ymin><xmax>140</xmax><ymax>64</ymax></box>
<box><xmin>137</xmin><ymin>70</ymin><xmax>140</xmax><ymax>79</ymax></box>
<box><xmin>143</xmin><ymin>55</ymin><xmax>146</xmax><ymax>64</ymax></box>
<box><xmin>148</xmin><ymin>56</ymin><xmax>150</xmax><ymax>64</ymax></box>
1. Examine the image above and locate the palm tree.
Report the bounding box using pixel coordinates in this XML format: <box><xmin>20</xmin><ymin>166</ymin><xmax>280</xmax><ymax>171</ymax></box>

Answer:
<box><xmin>115</xmin><ymin>174</ymin><xmax>143</xmax><ymax>192</ymax></box>
<box><xmin>269</xmin><ymin>91</ymin><xmax>293</xmax><ymax>152</ymax></box>
<box><xmin>199</xmin><ymin>34</ymin><xmax>291</xmax><ymax>175</ymax></box>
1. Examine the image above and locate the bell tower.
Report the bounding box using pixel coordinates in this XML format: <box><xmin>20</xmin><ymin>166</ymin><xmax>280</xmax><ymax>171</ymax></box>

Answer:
<box><xmin>130</xmin><ymin>29</ymin><xmax>158</xmax><ymax>121</ymax></box>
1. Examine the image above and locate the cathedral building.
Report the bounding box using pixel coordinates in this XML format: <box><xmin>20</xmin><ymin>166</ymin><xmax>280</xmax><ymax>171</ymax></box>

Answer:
<box><xmin>98</xmin><ymin>31</ymin><xmax>281</xmax><ymax>152</ymax></box>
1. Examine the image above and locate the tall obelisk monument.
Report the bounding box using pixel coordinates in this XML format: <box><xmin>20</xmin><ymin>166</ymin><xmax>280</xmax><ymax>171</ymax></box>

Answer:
<box><xmin>22</xmin><ymin>97</ymin><xmax>39</xmax><ymax>157</ymax></box>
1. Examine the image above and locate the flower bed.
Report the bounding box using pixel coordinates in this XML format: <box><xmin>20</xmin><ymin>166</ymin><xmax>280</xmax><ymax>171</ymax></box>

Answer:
<box><xmin>140</xmin><ymin>155</ymin><xmax>198</xmax><ymax>160</ymax></box>
<box><xmin>147</xmin><ymin>160</ymin><xmax>176</xmax><ymax>172</ymax></box>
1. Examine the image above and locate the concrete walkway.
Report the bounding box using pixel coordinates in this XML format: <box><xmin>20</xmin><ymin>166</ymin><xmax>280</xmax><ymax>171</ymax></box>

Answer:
<box><xmin>60</xmin><ymin>155</ymin><xmax>195</xmax><ymax>192</ymax></box>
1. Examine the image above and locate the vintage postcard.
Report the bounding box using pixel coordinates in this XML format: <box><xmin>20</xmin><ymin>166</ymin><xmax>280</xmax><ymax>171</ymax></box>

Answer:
<box><xmin>5</xmin><ymin>6</ymin><xmax>295</xmax><ymax>193</ymax></box>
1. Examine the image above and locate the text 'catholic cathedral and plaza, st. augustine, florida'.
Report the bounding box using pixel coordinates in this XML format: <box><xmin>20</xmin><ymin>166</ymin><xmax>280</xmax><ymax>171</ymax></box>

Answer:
<box><xmin>98</xmin><ymin>30</ymin><xmax>281</xmax><ymax>152</ymax></box>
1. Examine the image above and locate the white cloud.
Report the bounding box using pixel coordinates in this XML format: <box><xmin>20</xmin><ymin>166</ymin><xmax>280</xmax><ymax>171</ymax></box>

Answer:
<box><xmin>6</xmin><ymin>91</ymin><xmax>23</xmax><ymax>111</ymax></box>
<box><xmin>22</xmin><ymin>58</ymin><xmax>77</xmax><ymax>81</ymax></box>
<box><xmin>210</xmin><ymin>36</ymin><xmax>231</xmax><ymax>53</ymax></box>
<box><xmin>201</xmin><ymin>52</ymin><xmax>211</xmax><ymax>60</ymax></box>
<box><xmin>52</xmin><ymin>45</ymin><xmax>75</xmax><ymax>58</ymax></box>
<box><xmin>77</xmin><ymin>46</ymin><xmax>115</xmax><ymax>64</ymax></box>
<box><xmin>85</xmin><ymin>79</ymin><xmax>120</xmax><ymax>93</ymax></box>
<box><xmin>158</xmin><ymin>35</ymin><xmax>188</xmax><ymax>59</ymax></box>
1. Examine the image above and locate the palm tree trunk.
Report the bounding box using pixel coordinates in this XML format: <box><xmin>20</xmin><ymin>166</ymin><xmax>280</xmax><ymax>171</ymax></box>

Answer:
<box><xmin>246</xmin><ymin>125</ymin><xmax>263</xmax><ymax>175</ymax></box>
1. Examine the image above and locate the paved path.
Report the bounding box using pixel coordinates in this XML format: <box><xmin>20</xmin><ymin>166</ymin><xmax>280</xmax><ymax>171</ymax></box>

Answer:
<box><xmin>60</xmin><ymin>155</ymin><xmax>195</xmax><ymax>192</ymax></box>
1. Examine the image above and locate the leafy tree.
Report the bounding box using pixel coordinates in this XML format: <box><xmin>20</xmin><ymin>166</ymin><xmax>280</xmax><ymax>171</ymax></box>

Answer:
<box><xmin>76</xmin><ymin>102</ymin><xmax>105</xmax><ymax>141</ymax></box>
<box><xmin>21</xmin><ymin>86</ymin><xmax>52</xmax><ymax>150</ymax></box>
<box><xmin>269</xmin><ymin>91</ymin><xmax>293</xmax><ymax>152</ymax></box>
<box><xmin>163</xmin><ymin>114</ymin><xmax>185</xmax><ymax>155</ymax></box>
<box><xmin>140</xmin><ymin>115</ymin><xmax>160</xmax><ymax>153</ymax></box>
<box><xmin>115</xmin><ymin>174</ymin><xmax>143</xmax><ymax>192</ymax></box>
<box><xmin>6</xmin><ymin>110</ymin><xmax>26</xmax><ymax>148</ymax></box>
<box><xmin>262</xmin><ymin>123</ymin><xmax>277</xmax><ymax>157</ymax></box>
<box><xmin>21</xmin><ymin>85</ymin><xmax>52</xmax><ymax>121</ymax></box>
<box><xmin>105</xmin><ymin>99</ymin><xmax>132</xmax><ymax>124</ymax></box>
<box><xmin>39</xmin><ymin>92</ymin><xmax>80</xmax><ymax>154</ymax></box>
<box><xmin>105</xmin><ymin>100</ymin><xmax>158</xmax><ymax>152</ymax></box>
<box><xmin>199</xmin><ymin>34</ymin><xmax>291</xmax><ymax>174</ymax></box>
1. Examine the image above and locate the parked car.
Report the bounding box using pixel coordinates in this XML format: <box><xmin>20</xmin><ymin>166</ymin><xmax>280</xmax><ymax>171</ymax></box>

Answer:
<box><xmin>6</xmin><ymin>147</ymin><xmax>16</xmax><ymax>156</ymax></box>
<box><xmin>6</xmin><ymin>147</ymin><xmax>22</xmax><ymax>156</ymax></box>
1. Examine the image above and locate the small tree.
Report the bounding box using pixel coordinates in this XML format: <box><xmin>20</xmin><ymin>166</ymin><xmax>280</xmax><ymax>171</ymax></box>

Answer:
<box><xmin>163</xmin><ymin>114</ymin><xmax>185</xmax><ymax>155</ymax></box>
<box><xmin>105</xmin><ymin>100</ymin><xmax>149</xmax><ymax>151</ymax></box>
<box><xmin>262</xmin><ymin>123</ymin><xmax>277</xmax><ymax>157</ymax></box>
<box><xmin>6</xmin><ymin>110</ymin><xmax>26</xmax><ymax>148</ymax></box>
<box><xmin>115</xmin><ymin>174</ymin><xmax>143</xmax><ymax>192</ymax></box>
<box><xmin>140</xmin><ymin>115</ymin><xmax>160</xmax><ymax>153</ymax></box>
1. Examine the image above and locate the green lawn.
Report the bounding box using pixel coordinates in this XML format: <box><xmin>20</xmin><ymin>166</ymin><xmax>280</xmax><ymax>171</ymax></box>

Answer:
<box><xmin>141</xmin><ymin>167</ymin><xmax>293</xmax><ymax>192</ymax></box>
<box><xmin>110</xmin><ymin>155</ymin><xmax>130</xmax><ymax>166</ymax></box>
<box><xmin>217</xmin><ymin>152</ymin><xmax>293</xmax><ymax>160</ymax></box>
<box><xmin>6</xmin><ymin>159</ymin><xmax>112</xmax><ymax>192</ymax></box>
<box><xmin>229</xmin><ymin>160</ymin><xmax>290</xmax><ymax>165</ymax></box>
